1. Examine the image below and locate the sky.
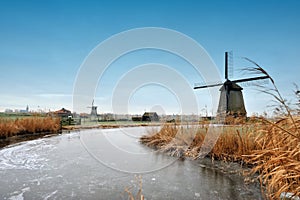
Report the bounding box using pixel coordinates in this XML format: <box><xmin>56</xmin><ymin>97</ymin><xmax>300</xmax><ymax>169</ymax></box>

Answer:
<box><xmin>0</xmin><ymin>0</ymin><xmax>300</xmax><ymax>116</ymax></box>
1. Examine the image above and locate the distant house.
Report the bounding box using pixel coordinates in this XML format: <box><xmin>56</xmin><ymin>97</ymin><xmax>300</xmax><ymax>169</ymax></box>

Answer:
<box><xmin>132</xmin><ymin>116</ymin><xmax>142</xmax><ymax>121</ymax></box>
<box><xmin>19</xmin><ymin>105</ymin><xmax>29</xmax><ymax>113</ymax></box>
<box><xmin>4</xmin><ymin>109</ymin><xmax>13</xmax><ymax>113</ymax></box>
<box><xmin>142</xmin><ymin>112</ymin><xmax>159</xmax><ymax>122</ymax></box>
<box><xmin>99</xmin><ymin>113</ymin><xmax>114</xmax><ymax>121</ymax></box>
<box><xmin>54</xmin><ymin>108</ymin><xmax>72</xmax><ymax>118</ymax></box>
<box><xmin>79</xmin><ymin>113</ymin><xmax>89</xmax><ymax>118</ymax></box>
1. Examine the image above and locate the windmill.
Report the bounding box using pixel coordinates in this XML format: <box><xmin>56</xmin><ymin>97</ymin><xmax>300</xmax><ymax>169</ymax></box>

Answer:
<box><xmin>194</xmin><ymin>52</ymin><xmax>270</xmax><ymax>121</ymax></box>
<box><xmin>87</xmin><ymin>100</ymin><xmax>98</xmax><ymax>121</ymax></box>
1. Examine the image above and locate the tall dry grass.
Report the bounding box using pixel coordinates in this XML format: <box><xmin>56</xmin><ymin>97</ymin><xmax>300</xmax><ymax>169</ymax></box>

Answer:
<box><xmin>0</xmin><ymin>117</ymin><xmax>61</xmax><ymax>138</ymax></box>
<box><xmin>243</xmin><ymin>59</ymin><xmax>300</xmax><ymax>199</ymax></box>
<box><xmin>123</xmin><ymin>175</ymin><xmax>144</xmax><ymax>200</ymax></box>
<box><xmin>140</xmin><ymin>123</ymin><xmax>260</xmax><ymax>162</ymax></box>
<box><xmin>246</xmin><ymin>117</ymin><xmax>300</xmax><ymax>199</ymax></box>
<box><xmin>140</xmin><ymin>118</ymin><xmax>299</xmax><ymax>199</ymax></box>
<box><xmin>141</xmin><ymin>63</ymin><xmax>300</xmax><ymax>199</ymax></box>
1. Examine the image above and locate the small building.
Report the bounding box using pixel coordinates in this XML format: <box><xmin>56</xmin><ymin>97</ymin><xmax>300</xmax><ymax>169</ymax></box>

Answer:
<box><xmin>4</xmin><ymin>109</ymin><xmax>13</xmax><ymax>113</ymax></box>
<box><xmin>99</xmin><ymin>113</ymin><xmax>114</xmax><ymax>121</ymax></box>
<box><xmin>142</xmin><ymin>112</ymin><xmax>159</xmax><ymax>122</ymax></box>
<box><xmin>20</xmin><ymin>105</ymin><xmax>29</xmax><ymax>113</ymax></box>
<box><xmin>132</xmin><ymin>116</ymin><xmax>142</xmax><ymax>121</ymax></box>
<box><xmin>54</xmin><ymin>108</ymin><xmax>72</xmax><ymax>118</ymax></box>
<box><xmin>79</xmin><ymin>113</ymin><xmax>89</xmax><ymax>118</ymax></box>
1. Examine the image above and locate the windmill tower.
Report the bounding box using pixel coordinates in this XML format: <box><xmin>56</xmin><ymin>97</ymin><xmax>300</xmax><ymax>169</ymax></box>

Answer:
<box><xmin>194</xmin><ymin>52</ymin><xmax>270</xmax><ymax>121</ymax></box>
<box><xmin>87</xmin><ymin>100</ymin><xmax>98</xmax><ymax>121</ymax></box>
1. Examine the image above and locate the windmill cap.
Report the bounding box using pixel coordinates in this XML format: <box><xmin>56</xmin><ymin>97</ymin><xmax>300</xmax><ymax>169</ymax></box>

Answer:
<box><xmin>219</xmin><ymin>80</ymin><xmax>243</xmax><ymax>91</ymax></box>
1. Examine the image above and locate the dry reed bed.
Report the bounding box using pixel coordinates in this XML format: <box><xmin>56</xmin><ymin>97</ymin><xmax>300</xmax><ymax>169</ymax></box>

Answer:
<box><xmin>0</xmin><ymin>117</ymin><xmax>61</xmax><ymax>138</ymax></box>
<box><xmin>248</xmin><ymin>117</ymin><xmax>300</xmax><ymax>199</ymax></box>
<box><xmin>140</xmin><ymin>118</ymin><xmax>300</xmax><ymax>199</ymax></box>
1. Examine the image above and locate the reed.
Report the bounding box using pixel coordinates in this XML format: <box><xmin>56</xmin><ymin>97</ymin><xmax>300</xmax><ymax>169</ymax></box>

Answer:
<box><xmin>0</xmin><ymin>116</ymin><xmax>61</xmax><ymax>138</ymax></box>
<box><xmin>244</xmin><ymin>61</ymin><xmax>300</xmax><ymax>199</ymax></box>
<box><xmin>141</xmin><ymin>118</ymin><xmax>299</xmax><ymax>199</ymax></box>
<box><xmin>140</xmin><ymin>123</ymin><xmax>259</xmax><ymax>162</ymax></box>
<box><xmin>246</xmin><ymin>117</ymin><xmax>300</xmax><ymax>199</ymax></box>
<box><xmin>123</xmin><ymin>175</ymin><xmax>144</xmax><ymax>200</ymax></box>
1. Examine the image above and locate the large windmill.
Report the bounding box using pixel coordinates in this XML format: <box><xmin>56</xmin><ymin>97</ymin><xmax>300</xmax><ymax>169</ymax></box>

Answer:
<box><xmin>194</xmin><ymin>52</ymin><xmax>270</xmax><ymax>120</ymax></box>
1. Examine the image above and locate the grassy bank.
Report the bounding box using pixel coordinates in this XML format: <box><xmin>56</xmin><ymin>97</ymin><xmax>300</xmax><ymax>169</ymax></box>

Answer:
<box><xmin>0</xmin><ymin>116</ymin><xmax>61</xmax><ymax>139</ymax></box>
<box><xmin>140</xmin><ymin>118</ymin><xmax>300</xmax><ymax>199</ymax></box>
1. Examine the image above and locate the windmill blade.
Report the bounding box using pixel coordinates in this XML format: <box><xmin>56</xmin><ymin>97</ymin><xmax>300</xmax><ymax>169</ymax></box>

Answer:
<box><xmin>225</xmin><ymin>52</ymin><xmax>228</xmax><ymax>80</ymax></box>
<box><xmin>232</xmin><ymin>75</ymin><xmax>269</xmax><ymax>83</ymax></box>
<box><xmin>228</xmin><ymin>51</ymin><xmax>234</xmax><ymax>79</ymax></box>
<box><xmin>194</xmin><ymin>82</ymin><xmax>223</xmax><ymax>89</ymax></box>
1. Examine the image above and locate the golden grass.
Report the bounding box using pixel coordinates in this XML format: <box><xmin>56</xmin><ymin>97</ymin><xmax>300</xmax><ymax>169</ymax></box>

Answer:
<box><xmin>141</xmin><ymin>123</ymin><xmax>257</xmax><ymax>161</ymax></box>
<box><xmin>140</xmin><ymin>117</ymin><xmax>300</xmax><ymax>199</ymax></box>
<box><xmin>0</xmin><ymin>117</ymin><xmax>61</xmax><ymax>138</ymax></box>
<box><xmin>247</xmin><ymin>117</ymin><xmax>300</xmax><ymax>199</ymax></box>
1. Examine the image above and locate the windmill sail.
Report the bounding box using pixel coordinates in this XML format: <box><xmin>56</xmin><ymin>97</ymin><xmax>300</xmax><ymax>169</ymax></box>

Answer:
<box><xmin>232</xmin><ymin>75</ymin><xmax>269</xmax><ymax>83</ymax></box>
<box><xmin>228</xmin><ymin>51</ymin><xmax>234</xmax><ymax>79</ymax></box>
<box><xmin>194</xmin><ymin>82</ymin><xmax>223</xmax><ymax>89</ymax></box>
<box><xmin>225</xmin><ymin>52</ymin><xmax>228</xmax><ymax>80</ymax></box>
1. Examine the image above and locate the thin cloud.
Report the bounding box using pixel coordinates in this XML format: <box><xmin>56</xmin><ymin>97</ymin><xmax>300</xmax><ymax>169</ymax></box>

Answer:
<box><xmin>34</xmin><ymin>93</ymin><xmax>73</xmax><ymax>98</ymax></box>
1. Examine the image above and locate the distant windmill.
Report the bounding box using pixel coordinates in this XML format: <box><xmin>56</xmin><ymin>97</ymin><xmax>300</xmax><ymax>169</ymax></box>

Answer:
<box><xmin>194</xmin><ymin>52</ymin><xmax>270</xmax><ymax>120</ymax></box>
<box><xmin>87</xmin><ymin>100</ymin><xmax>98</xmax><ymax>120</ymax></box>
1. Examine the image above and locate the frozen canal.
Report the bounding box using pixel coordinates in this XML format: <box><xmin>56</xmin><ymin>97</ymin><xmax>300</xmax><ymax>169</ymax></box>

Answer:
<box><xmin>0</xmin><ymin>127</ymin><xmax>262</xmax><ymax>199</ymax></box>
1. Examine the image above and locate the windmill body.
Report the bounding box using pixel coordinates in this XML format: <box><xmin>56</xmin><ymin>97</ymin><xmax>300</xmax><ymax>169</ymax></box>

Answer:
<box><xmin>90</xmin><ymin>106</ymin><xmax>98</xmax><ymax>117</ymax></box>
<box><xmin>217</xmin><ymin>80</ymin><xmax>246</xmax><ymax>119</ymax></box>
<box><xmin>87</xmin><ymin>100</ymin><xmax>98</xmax><ymax>121</ymax></box>
<box><xmin>194</xmin><ymin>52</ymin><xmax>269</xmax><ymax>121</ymax></box>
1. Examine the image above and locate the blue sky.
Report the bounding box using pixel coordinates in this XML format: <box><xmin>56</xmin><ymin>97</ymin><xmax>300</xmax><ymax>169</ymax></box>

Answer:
<box><xmin>0</xmin><ymin>0</ymin><xmax>299</xmax><ymax>115</ymax></box>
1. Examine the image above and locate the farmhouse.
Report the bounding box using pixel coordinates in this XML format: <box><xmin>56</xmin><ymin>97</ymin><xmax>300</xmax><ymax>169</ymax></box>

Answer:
<box><xmin>54</xmin><ymin>108</ymin><xmax>72</xmax><ymax>118</ymax></box>
<box><xmin>142</xmin><ymin>112</ymin><xmax>159</xmax><ymax>122</ymax></box>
